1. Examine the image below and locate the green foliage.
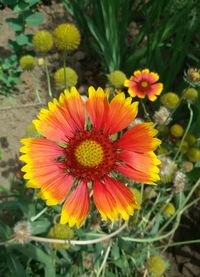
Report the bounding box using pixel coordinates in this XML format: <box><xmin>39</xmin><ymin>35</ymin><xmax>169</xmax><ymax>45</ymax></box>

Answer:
<box><xmin>64</xmin><ymin>0</ymin><xmax>200</xmax><ymax>90</ymax></box>
<box><xmin>1</xmin><ymin>0</ymin><xmax>44</xmax><ymax>96</ymax></box>
<box><xmin>0</xmin><ymin>55</ymin><xmax>22</xmax><ymax>95</ymax></box>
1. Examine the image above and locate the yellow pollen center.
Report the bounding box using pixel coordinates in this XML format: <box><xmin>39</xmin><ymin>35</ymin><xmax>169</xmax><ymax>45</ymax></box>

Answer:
<box><xmin>141</xmin><ymin>81</ymin><xmax>148</xmax><ymax>88</ymax></box>
<box><xmin>75</xmin><ymin>140</ymin><xmax>104</xmax><ymax>167</ymax></box>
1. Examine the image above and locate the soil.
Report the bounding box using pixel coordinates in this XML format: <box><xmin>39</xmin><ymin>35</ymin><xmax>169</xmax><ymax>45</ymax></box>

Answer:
<box><xmin>0</xmin><ymin>2</ymin><xmax>199</xmax><ymax>277</ymax></box>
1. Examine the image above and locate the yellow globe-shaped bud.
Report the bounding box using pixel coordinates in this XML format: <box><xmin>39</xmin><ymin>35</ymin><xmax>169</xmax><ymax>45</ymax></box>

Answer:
<box><xmin>176</xmin><ymin>140</ymin><xmax>189</xmax><ymax>154</ymax></box>
<box><xmin>47</xmin><ymin>224</ymin><xmax>74</xmax><ymax>249</ymax></box>
<box><xmin>131</xmin><ymin>188</ymin><xmax>142</xmax><ymax>205</ymax></box>
<box><xmin>54</xmin><ymin>67</ymin><xmax>78</xmax><ymax>89</ymax></box>
<box><xmin>163</xmin><ymin>203</ymin><xmax>176</xmax><ymax>216</ymax></box>
<box><xmin>108</xmin><ymin>70</ymin><xmax>127</xmax><ymax>89</ymax></box>
<box><xmin>33</xmin><ymin>31</ymin><xmax>53</xmax><ymax>53</ymax></box>
<box><xmin>186</xmin><ymin>147</ymin><xmax>200</xmax><ymax>162</ymax></box>
<box><xmin>19</xmin><ymin>55</ymin><xmax>35</xmax><ymax>70</ymax></box>
<box><xmin>182</xmin><ymin>88</ymin><xmax>198</xmax><ymax>101</ymax></box>
<box><xmin>147</xmin><ymin>256</ymin><xmax>167</xmax><ymax>277</ymax></box>
<box><xmin>53</xmin><ymin>23</ymin><xmax>81</xmax><ymax>51</ymax></box>
<box><xmin>170</xmin><ymin>124</ymin><xmax>184</xmax><ymax>138</ymax></box>
<box><xmin>185</xmin><ymin>133</ymin><xmax>196</xmax><ymax>146</ymax></box>
<box><xmin>160</xmin><ymin>92</ymin><xmax>180</xmax><ymax>109</ymax></box>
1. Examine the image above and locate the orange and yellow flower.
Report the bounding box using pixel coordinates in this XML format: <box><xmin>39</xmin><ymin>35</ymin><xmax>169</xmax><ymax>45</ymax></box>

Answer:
<box><xmin>20</xmin><ymin>86</ymin><xmax>161</xmax><ymax>228</ymax></box>
<box><xmin>124</xmin><ymin>69</ymin><xmax>163</xmax><ymax>101</ymax></box>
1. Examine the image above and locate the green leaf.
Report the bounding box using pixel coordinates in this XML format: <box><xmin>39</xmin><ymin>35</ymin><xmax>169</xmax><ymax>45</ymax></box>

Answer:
<box><xmin>25</xmin><ymin>12</ymin><xmax>44</xmax><ymax>26</ymax></box>
<box><xmin>9</xmin><ymin>244</ymin><xmax>56</xmax><ymax>277</ymax></box>
<box><xmin>6</xmin><ymin>18</ymin><xmax>23</xmax><ymax>32</ymax></box>
<box><xmin>31</xmin><ymin>218</ymin><xmax>51</xmax><ymax>235</ymax></box>
<box><xmin>16</xmin><ymin>34</ymin><xmax>29</xmax><ymax>46</ymax></box>
<box><xmin>6</xmin><ymin>252</ymin><xmax>27</xmax><ymax>277</ymax></box>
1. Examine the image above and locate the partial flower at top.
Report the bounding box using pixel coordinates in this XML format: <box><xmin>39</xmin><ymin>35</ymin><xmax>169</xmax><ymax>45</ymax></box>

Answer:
<box><xmin>20</xmin><ymin>87</ymin><xmax>161</xmax><ymax>228</ymax></box>
<box><xmin>32</xmin><ymin>31</ymin><xmax>53</xmax><ymax>53</ymax></box>
<box><xmin>53</xmin><ymin>23</ymin><xmax>81</xmax><ymax>51</ymax></box>
<box><xmin>124</xmin><ymin>69</ymin><xmax>163</xmax><ymax>101</ymax></box>
<box><xmin>185</xmin><ymin>68</ymin><xmax>200</xmax><ymax>87</ymax></box>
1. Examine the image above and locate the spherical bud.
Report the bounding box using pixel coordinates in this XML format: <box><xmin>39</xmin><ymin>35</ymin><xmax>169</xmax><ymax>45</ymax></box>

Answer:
<box><xmin>37</xmin><ymin>58</ymin><xmax>44</xmax><ymax>66</ymax></box>
<box><xmin>182</xmin><ymin>161</ymin><xmax>193</xmax><ymax>172</ymax></box>
<box><xmin>185</xmin><ymin>133</ymin><xmax>196</xmax><ymax>146</ymax></box>
<box><xmin>159</xmin><ymin>157</ymin><xmax>177</xmax><ymax>184</ymax></box>
<box><xmin>147</xmin><ymin>255</ymin><xmax>167</xmax><ymax>277</ymax></box>
<box><xmin>53</xmin><ymin>23</ymin><xmax>80</xmax><ymax>51</ymax></box>
<box><xmin>163</xmin><ymin>203</ymin><xmax>176</xmax><ymax>216</ymax></box>
<box><xmin>176</xmin><ymin>140</ymin><xmax>189</xmax><ymax>154</ymax></box>
<box><xmin>54</xmin><ymin>67</ymin><xmax>78</xmax><ymax>89</ymax></box>
<box><xmin>160</xmin><ymin>92</ymin><xmax>180</xmax><ymax>109</ymax></box>
<box><xmin>19</xmin><ymin>55</ymin><xmax>35</xmax><ymax>70</ymax></box>
<box><xmin>173</xmin><ymin>171</ymin><xmax>186</xmax><ymax>193</ymax></box>
<box><xmin>108</xmin><ymin>70</ymin><xmax>127</xmax><ymax>89</ymax></box>
<box><xmin>33</xmin><ymin>31</ymin><xmax>53</xmax><ymax>53</ymax></box>
<box><xmin>182</xmin><ymin>88</ymin><xmax>198</xmax><ymax>101</ymax></box>
<box><xmin>131</xmin><ymin>188</ymin><xmax>142</xmax><ymax>205</ymax></box>
<box><xmin>157</xmin><ymin>125</ymin><xmax>169</xmax><ymax>135</ymax></box>
<box><xmin>170</xmin><ymin>124</ymin><xmax>184</xmax><ymax>138</ymax></box>
<box><xmin>154</xmin><ymin>106</ymin><xmax>171</xmax><ymax>125</ymax></box>
<box><xmin>157</xmin><ymin>147</ymin><xmax>168</xmax><ymax>156</ymax></box>
<box><xmin>47</xmin><ymin>224</ymin><xmax>74</xmax><ymax>249</ymax></box>
<box><xmin>13</xmin><ymin>221</ymin><xmax>32</xmax><ymax>244</ymax></box>
<box><xmin>186</xmin><ymin>147</ymin><xmax>200</xmax><ymax>162</ymax></box>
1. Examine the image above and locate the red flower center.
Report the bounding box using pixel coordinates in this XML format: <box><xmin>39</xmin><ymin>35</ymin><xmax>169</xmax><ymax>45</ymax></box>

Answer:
<box><xmin>65</xmin><ymin>130</ymin><xmax>117</xmax><ymax>181</ymax></box>
<box><xmin>138</xmin><ymin>80</ymin><xmax>149</xmax><ymax>91</ymax></box>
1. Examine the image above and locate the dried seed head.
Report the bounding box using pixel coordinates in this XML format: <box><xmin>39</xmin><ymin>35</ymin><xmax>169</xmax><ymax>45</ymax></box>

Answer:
<box><xmin>154</xmin><ymin>106</ymin><xmax>171</xmax><ymax>125</ymax></box>
<box><xmin>159</xmin><ymin>157</ymin><xmax>177</xmax><ymax>184</ymax></box>
<box><xmin>13</xmin><ymin>221</ymin><xmax>32</xmax><ymax>244</ymax></box>
<box><xmin>173</xmin><ymin>171</ymin><xmax>186</xmax><ymax>193</ymax></box>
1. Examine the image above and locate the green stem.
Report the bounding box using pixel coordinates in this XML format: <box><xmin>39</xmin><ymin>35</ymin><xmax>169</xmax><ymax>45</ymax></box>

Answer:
<box><xmin>159</xmin><ymin>177</ymin><xmax>200</xmax><ymax>234</ymax></box>
<box><xmin>96</xmin><ymin>242</ymin><xmax>112</xmax><ymax>277</ymax></box>
<box><xmin>31</xmin><ymin>72</ymin><xmax>41</xmax><ymax>103</ymax></box>
<box><xmin>63</xmin><ymin>51</ymin><xmax>67</xmax><ymax>90</ymax></box>
<box><xmin>140</xmin><ymin>100</ymin><xmax>152</xmax><ymax>121</ymax></box>
<box><xmin>157</xmin><ymin>239</ymin><xmax>200</xmax><ymax>249</ymax></box>
<box><xmin>30</xmin><ymin>207</ymin><xmax>48</xmax><ymax>222</ymax></box>
<box><xmin>174</xmin><ymin>102</ymin><xmax>193</xmax><ymax>160</ymax></box>
<box><xmin>44</xmin><ymin>58</ymin><xmax>52</xmax><ymax>98</ymax></box>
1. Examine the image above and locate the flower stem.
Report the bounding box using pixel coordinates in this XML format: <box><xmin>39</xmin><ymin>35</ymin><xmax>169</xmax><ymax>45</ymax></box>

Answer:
<box><xmin>44</xmin><ymin>57</ymin><xmax>52</xmax><ymax>98</ymax></box>
<box><xmin>63</xmin><ymin>51</ymin><xmax>67</xmax><ymax>90</ymax></box>
<box><xmin>174</xmin><ymin>102</ymin><xmax>193</xmax><ymax>161</ymax></box>
<box><xmin>28</xmin><ymin>222</ymin><xmax>127</xmax><ymax>245</ymax></box>
<box><xmin>140</xmin><ymin>100</ymin><xmax>151</xmax><ymax>121</ymax></box>
<box><xmin>30</xmin><ymin>207</ymin><xmax>48</xmax><ymax>222</ymax></box>
<box><xmin>96</xmin><ymin>241</ymin><xmax>112</xmax><ymax>277</ymax></box>
<box><xmin>157</xmin><ymin>239</ymin><xmax>200</xmax><ymax>249</ymax></box>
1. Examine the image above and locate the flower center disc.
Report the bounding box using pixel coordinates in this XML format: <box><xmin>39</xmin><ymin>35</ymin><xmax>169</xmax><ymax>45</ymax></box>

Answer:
<box><xmin>75</xmin><ymin>140</ymin><xmax>104</xmax><ymax>167</ymax></box>
<box><xmin>65</xmin><ymin>130</ymin><xmax>117</xmax><ymax>181</ymax></box>
<box><xmin>141</xmin><ymin>81</ymin><xmax>148</xmax><ymax>88</ymax></box>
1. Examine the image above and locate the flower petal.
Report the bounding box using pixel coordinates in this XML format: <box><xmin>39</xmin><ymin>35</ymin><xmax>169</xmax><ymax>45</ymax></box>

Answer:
<box><xmin>33</xmin><ymin>87</ymin><xmax>85</xmax><ymax>142</ymax></box>
<box><xmin>20</xmin><ymin>138</ymin><xmax>74</xmax><ymax>205</ymax></box>
<box><xmin>117</xmin><ymin>150</ymin><xmax>160</xmax><ymax>184</ymax></box>
<box><xmin>147</xmin><ymin>83</ymin><xmax>163</xmax><ymax>101</ymax></box>
<box><xmin>93</xmin><ymin>177</ymin><xmax>139</xmax><ymax>221</ymax></box>
<box><xmin>86</xmin><ymin>86</ymin><xmax>109</xmax><ymax>130</ymax></box>
<box><xmin>125</xmin><ymin>80</ymin><xmax>145</xmax><ymax>98</ymax></box>
<box><xmin>104</xmin><ymin>93</ymin><xmax>139</xmax><ymax>135</ymax></box>
<box><xmin>117</xmin><ymin>123</ymin><xmax>161</xmax><ymax>153</ymax></box>
<box><xmin>60</xmin><ymin>181</ymin><xmax>90</xmax><ymax>228</ymax></box>
<box><xmin>115</xmin><ymin>164</ymin><xmax>160</xmax><ymax>185</ymax></box>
